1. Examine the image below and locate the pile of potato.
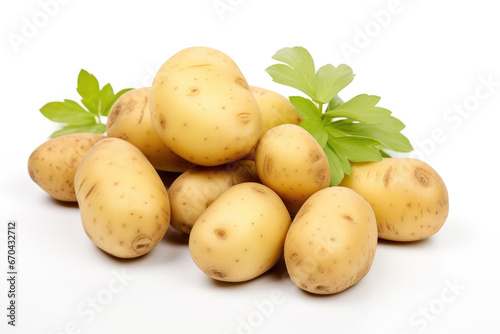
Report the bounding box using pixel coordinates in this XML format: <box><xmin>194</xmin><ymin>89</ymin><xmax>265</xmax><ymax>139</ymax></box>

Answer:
<box><xmin>28</xmin><ymin>47</ymin><xmax>449</xmax><ymax>295</ymax></box>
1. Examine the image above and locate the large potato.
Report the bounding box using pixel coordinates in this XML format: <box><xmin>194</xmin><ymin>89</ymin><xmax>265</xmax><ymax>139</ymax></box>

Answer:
<box><xmin>250</xmin><ymin>86</ymin><xmax>303</xmax><ymax>137</ymax></box>
<box><xmin>150</xmin><ymin>46</ymin><xmax>261</xmax><ymax>166</ymax></box>
<box><xmin>340</xmin><ymin>158</ymin><xmax>449</xmax><ymax>242</ymax></box>
<box><xmin>169</xmin><ymin>160</ymin><xmax>258</xmax><ymax>234</ymax></box>
<box><xmin>74</xmin><ymin>138</ymin><xmax>170</xmax><ymax>258</ymax></box>
<box><xmin>284</xmin><ymin>186</ymin><xmax>377</xmax><ymax>295</ymax></box>
<box><xmin>28</xmin><ymin>133</ymin><xmax>105</xmax><ymax>202</ymax></box>
<box><xmin>107</xmin><ymin>87</ymin><xmax>193</xmax><ymax>172</ymax></box>
<box><xmin>255</xmin><ymin>124</ymin><xmax>330</xmax><ymax>215</ymax></box>
<box><xmin>189</xmin><ymin>182</ymin><xmax>291</xmax><ymax>282</ymax></box>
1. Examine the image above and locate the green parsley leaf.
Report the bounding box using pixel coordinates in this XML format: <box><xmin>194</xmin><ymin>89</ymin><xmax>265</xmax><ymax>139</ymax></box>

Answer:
<box><xmin>266</xmin><ymin>47</ymin><xmax>317</xmax><ymax>100</ymax></box>
<box><xmin>77</xmin><ymin>70</ymin><xmax>100</xmax><ymax>114</ymax></box>
<box><xmin>40</xmin><ymin>69</ymin><xmax>132</xmax><ymax>138</ymax></box>
<box><xmin>266</xmin><ymin>46</ymin><xmax>413</xmax><ymax>185</ymax></box>
<box><xmin>40</xmin><ymin>99</ymin><xmax>96</xmax><ymax>125</ymax></box>
<box><xmin>49</xmin><ymin>124</ymin><xmax>107</xmax><ymax>138</ymax></box>
<box><xmin>315</xmin><ymin>64</ymin><xmax>354</xmax><ymax>104</ymax></box>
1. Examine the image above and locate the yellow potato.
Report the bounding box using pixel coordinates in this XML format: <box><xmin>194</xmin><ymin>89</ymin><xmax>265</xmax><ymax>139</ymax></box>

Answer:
<box><xmin>255</xmin><ymin>124</ymin><xmax>330</xmax><ymax>215</ymax></box>
<box><xmin>28</xmin><ymin>133</ymin><xmax>105</xmax><ymax>202</ymax></box>
<box><xmin>150</xmin><ymin>46</ymin><xmax>261</xmax><ymax>166</ymax></box>
<box><xmin>168</xmin><ymin>160</ymin><xmax>258</xmax><ymax>234</ymax></box>
<box><xmin>189</xmin><ymin>182</ymin><xmax>291</xmax><ymax>282</ymax></box>
<box><xmin>74</xmin><ymin>138</ymin><xmax>170</xmax><ymax>258</ymax></box>
<box><xmin>340</xmin><ymin>158</ymin><xmax>449</xmax><ymax>242</ymax></box>
<box><xmin>250</xmin><ymin>86</ymin><xmax>303</xmax><ymax>137</ymax></box>
<box><xmin>107</xmin><ymin>87</ymin><xmax>193</xmax><ymax>172</ymax></box>
<box><xmin>284</xmin><ymin>186</ymin><xmax>377</xmax><ymax>295</ymax></box>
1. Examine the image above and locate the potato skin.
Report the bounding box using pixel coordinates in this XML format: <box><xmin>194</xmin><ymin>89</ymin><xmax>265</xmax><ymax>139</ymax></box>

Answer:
<box><xmin>28</xmin><ymin>133</ymin><xmax>105</xmax><ymax>202</ymax></box>
<box><xmin>150</xmin><ymin>46</ymin><xmax>261</xmax><ymax>166</ymax></box>
<box><xmin>340</xmin><ymin>158</ymin><xmax>449</xmax><ymax>241</ymax></box>
<box><xmin>250</xmin><ymin>86</ymin><xmax>303</xmax><ymax>137</ymax></box>
<box><xmin>74</xmin><ymin>138</ymin><xmax>170</xmax><ymax>258</ymax></box>
<box><xmin>189</xmin><ymin>182</ymin><xmax>291</xmax><ymax>282</ymax></box>
<box><xmin>168</xmin><ymin>161</ymin><xmax>258</xmax><ymax>234</ymax></box>
<box><xmin>255</xmin><ymin>124</ymin><xmax>330</xmax><ymax>215</ymax></box>
<box><xmin>107</xmin><ymin>87</ymin><xmax>193</xmax><ymax>172</ymax></box>
<box><xmin>284</xmin><ymin>187</ymin><xmax>377</xmax><ymax>295</ymax></box>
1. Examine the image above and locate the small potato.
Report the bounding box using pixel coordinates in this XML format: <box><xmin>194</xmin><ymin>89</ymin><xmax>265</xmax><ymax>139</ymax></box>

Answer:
<box><xmin>340</xmin><ymin>158</ymin><xmax>449</xmax><ymax>242</ymax></box>
<box><xmin>74</xmin><ymin>138</ymin><xmax>170</xmax><ymax>258</ymax></box>
<box><xmin>284</xmin><ymin>186</ymin><xmax>377</xmax><ymax>295</ymax></box>
<box><xmin>189</xmin><ymin>182</ymin><xmax>291</xmax><ymax>282</ymax></box>
<box><xmin>168</xmin><ymin>160</ymin><xmax>258</xmax><ymax>234</ymax></box>
<box><xmin>150</xmin><ymin>46</ymin><xmax>261</xmax><ymax>166</ymax></box>
<box><xmin>250</xmin><ymin>86</ymin><xmax>303</xmax><ymax>137</ymax></box>
<box><xmin>28</xmin><ymin>133</ymin><xmax>105</xmax><ymax>202</ymax></box>
<box><xmin>107</xmin><ymin>87</ymin><xmax>193</xmax><ymax>172</ymax></box>
<box><xmin>255</xmin><ymin>124</ymin><xmax>330</xmax><ymax>215</ymax></box>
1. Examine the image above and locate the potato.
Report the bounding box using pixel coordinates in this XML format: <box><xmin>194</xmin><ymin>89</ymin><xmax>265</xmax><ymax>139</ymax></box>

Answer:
<box><xmin>189</xmin><ymin>182</ymin><xmax>291</xmax><ymax>282</ymax></box>
<box><xmin>340</xmin><ymin>158</ymin><xmax>449</xmax><ymax>242</ymax></box>
<box><xmin>255</xmin><ymin>124</ymin><xmax>330</xmax><ymax>215</ymax></box>
<box><xmin>250</xmin><ymin>86</ymin><xmax>303</xmax><ymax>137</ymax></box>
<box><xmin>243</xmin><ymin>86</ymin><xmax>304</xmax><ymax>160</ymax></box>
<box><xmin>150</xmin><ymin>46</ymin><xmax>261</xmax><ymax>166</ymax></box>
<box><xmin>284</xmin><ymin>186</ymin><xmax>377</xmax><ymax>295</ymax></box>
<box><xmin>107</xmin><ymin>87</ymin><xmax>193</xmax><ymax>172</ymax></box>
<box><xmin>74</xmin><ymin>138</ymin><xmax>170</xmax><ymax>258</ymax></box>
<box><xmin>168</xmin><ymin>160</ymin><xmax>258</xmax><ymax>234</ymax></box>
<box><xmin>28</xmin><ymin>133</ymin><xmax>105</xmax><ymax>202</ymax></box>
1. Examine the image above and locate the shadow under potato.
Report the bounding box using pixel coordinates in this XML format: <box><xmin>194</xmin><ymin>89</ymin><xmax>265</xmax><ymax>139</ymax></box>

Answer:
<box><xmin>162</xmin><ymin>227</ymin><xmax>189</xmax><ymax>246</ymax></box>
<box><xmin>47</xmin><ymin>196</ymin><xmax>79</xmax><ymax>208</ymax></box>
<box><xmin>377</xmin><ymin>237</ymin><xmax>434</xmax><ymax>247</ymax></box>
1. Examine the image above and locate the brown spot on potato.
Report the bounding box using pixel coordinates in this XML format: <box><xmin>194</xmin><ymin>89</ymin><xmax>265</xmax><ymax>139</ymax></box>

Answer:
<box><xmin>383</xmin><ymin>166</ymin><xmax>393</xmax><ymax>188</ymax></box>
<box><xmin>315</xmin><ymin>169</ymin><xmax>327</xmax><ymax>184</ymax></box>
<box><xmin>237</xmin><ymin>112</ymin><xmax>251</xmax><ymax>124</ymax></box>
<box><xmin>85</xmin><ymin>183</ymin><xmax>97</xmax><ymax>200</ymax></box>
<box><xmin>263</xmin><ymin>155</ymin><xmax>273</xmax><ymax>177</ymax></box>
<box><xmin>137</xmin><ymin>96</ymin><xmax>148</xmax><ymax>124</ymax></box>
<box><xmin>235</xmin><ymin>76</ymin><xmax>249</xmax><ymax>89</ymax></box>
<box><xmin>187</xmin><ymin>87</ymin><xmax>200</xmax><ymax>96</ymax></box>
<box><xmin>107</xmin><ymin>104</ymin><xmax>120</xmax><ymax>129</ymax></box>
<box><xmin>183</xmin><ymin>64</ymin><xmax>211</xmax><ymax>70</ymax></box>
<box><xmin>309</xmin><ymin>150</ymin><xmax>321</xmax><ymax>163</ymax></box>
<box><xmin>252</xmin><ymin>186</ymin><xmax>268</xmax><ymax>195</ymax></box>
<box><xmin>209</xmin><ymin>269</ymin><xmax>228</xmax><ymax>279</ymax></box>
<box><xmin>132</xmin><ymin>235</ymin><xmax>153</xmax><ymax>253</ymax></box>
<box><xmin>414</xmin><ymin>167</ymin><xmax>432</xmax><ymax>187</ymax></box>
<box><xmin>214</xmin><ymin>228</ymin><xmax>227</xmax><ymax>240</ymax></box>
<box><xmin>159</xmin><ymin>114</ymin><xmax>166</xmax><ymax>129</ymax></box>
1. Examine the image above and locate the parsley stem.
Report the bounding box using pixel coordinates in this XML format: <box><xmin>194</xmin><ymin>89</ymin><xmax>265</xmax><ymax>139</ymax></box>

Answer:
<box><xmin>317</xmin><ymin>102</ymin><xmax>324</xmax><ymax>115</ymax></box>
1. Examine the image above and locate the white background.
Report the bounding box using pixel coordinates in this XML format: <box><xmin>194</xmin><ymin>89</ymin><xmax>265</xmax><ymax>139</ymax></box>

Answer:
<box><xmin>1</xmin><ymin>0</ymin><xmax>499</xmax><ymax>333</ymax></box>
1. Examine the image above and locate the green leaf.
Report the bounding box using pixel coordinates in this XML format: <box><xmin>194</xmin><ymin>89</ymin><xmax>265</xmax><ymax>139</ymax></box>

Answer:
<box><xmin>49</xmin><ymin>123</ymin><xmax>106</xmax><ymax>138</ymax></box>
<box><xmin>326</xmin><ymin>95</ymin><xmax>344</xmax><ymax>111</ymax></box>
<box><xmin>266</xmin><ymin>47</ymin><xmax>317</xmax><ymax>100</ymax></box>
<box><xmin>289</xmin><ymin>96</ymin><xmax>320</xmax><ymax>120</ymax></box>
<box><xmin>325</xmin><ymin>94</ymin><xmax>390</xmax><ymax>123</ymax></box>
<box><xmin>77</xmin><ymin>70</ymin><xmax>100</xmax><ymax>114</ymax></box>
<box><xmin>327</xmin><ymin>135</ymin><xmax>383</xmax><ymax>162</ymax></box>
<box><xmin>266</xmin><ymin>64</ymin><xmax>316</xmax><ymax>100</ymax></box>
<box><xmin>323</xmin><ymin>144</ymin><xmax>348</xmax><ymax>186</ymax></box>
<box><xmin>333</xmin><ymin>119</ymin><xmax>413</xmax><ymax>152</ymax></box>
<box><xmin>300</xmin><ymin>119</ymin><xmax>328</xmax><ymax>148</ymax></box>
<box><xmin>380</xmin><ymin>149</ymin><xmax>392</xmax><ymax>158</ymax></box>
<box><xmin>100</xmin><ymin>83</ymin><xmax>114</xmax><ymax>117</ymax></box>
<box><xmin>40</xmin><ymin>69</ymin><xmax>132</xmax><ymax>138</ymax></box>
<box><xmin>40</xmin><ymin>100</ymin><xmax>96</xmax><ymax>125</ymax></box>
<box><xmin>315</xmin><ymin>64</ymin><xmax>354</xmax><ymax>104</ymax></box>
